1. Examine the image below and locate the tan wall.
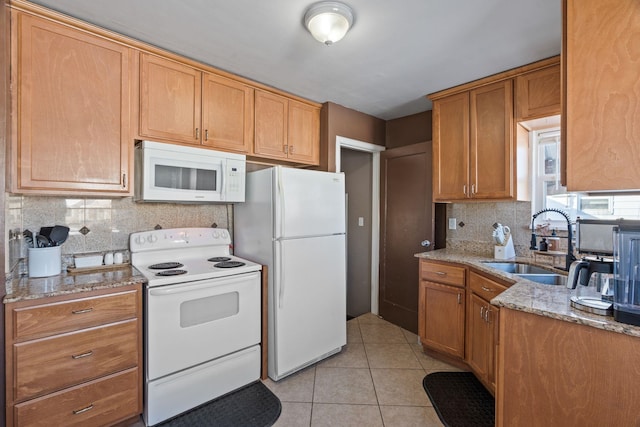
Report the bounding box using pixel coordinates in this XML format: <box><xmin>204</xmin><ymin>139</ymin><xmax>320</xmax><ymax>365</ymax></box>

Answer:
<box><xmin>320</xmin><ymin>102</ymin><xmax>386</xmax><ymax>172</ymax></box>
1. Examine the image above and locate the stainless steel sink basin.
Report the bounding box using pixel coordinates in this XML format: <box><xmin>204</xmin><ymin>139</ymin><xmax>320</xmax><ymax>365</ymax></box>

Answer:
<box><xmin>481</xmin><ymin>261</ymin><xmax>567</xmax><ymax>285</ymax></box>
<box><xmin>514</xmin><ymin>273</ymin><xmax>567</xmax><ymax>286</ymax></box>
<box><xmin>481</xmin><ymin>262</ymin><xmax>551</xmax><ymax>275</ymax></box>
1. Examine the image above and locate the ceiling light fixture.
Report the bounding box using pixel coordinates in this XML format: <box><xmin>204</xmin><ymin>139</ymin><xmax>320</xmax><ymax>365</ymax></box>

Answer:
<box><xmin>304</xmin><ymin>1</ymin><xmax>354</xmax><ymax>46</ymax></box>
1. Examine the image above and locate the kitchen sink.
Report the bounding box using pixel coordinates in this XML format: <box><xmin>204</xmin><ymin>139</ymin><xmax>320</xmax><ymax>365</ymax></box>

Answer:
<box><xmin>481</xmin><ymin>262</ymin><xmax>551</xmax><ymax>275</ymax></box>
<box><xmin>481</xmin><ymin>261</ymin><xmax>567</xmax><ymax>286</ymax></box>
<box><xmin>514</xmin><ymin>273</ymin><xmax>567</xmax><ymax>286</ymax></box>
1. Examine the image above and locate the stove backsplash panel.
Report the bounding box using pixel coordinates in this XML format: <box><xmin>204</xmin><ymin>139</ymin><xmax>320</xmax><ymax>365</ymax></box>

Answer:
<box><xmin>5</xmin><ymin>195</ymin><xmax>233</xmax><ymax>274</ymax></box>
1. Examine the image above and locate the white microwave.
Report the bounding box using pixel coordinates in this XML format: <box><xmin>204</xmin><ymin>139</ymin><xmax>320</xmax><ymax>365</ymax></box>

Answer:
<box><xmin>134</xmin><ymin>141</ymin><xmax>246</xmax><ymax>203</ymax></box>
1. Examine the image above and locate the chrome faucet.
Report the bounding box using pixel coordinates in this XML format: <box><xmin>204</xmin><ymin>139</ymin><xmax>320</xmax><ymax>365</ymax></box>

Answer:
<box><xmin>530</xmin><ymin>208</ymin><xmax>576</xmax><ymax>271</ymax></box>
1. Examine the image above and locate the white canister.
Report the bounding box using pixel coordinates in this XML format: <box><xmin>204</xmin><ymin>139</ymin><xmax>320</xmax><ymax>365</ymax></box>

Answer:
<box><xmin>28</xmin><ymin>246</ymin><xmax>62</xmax><ymax>278</ymax></box>
<box><xmin>113</xmin><ymin>252</ymin><xmax>124</xmax><ymax>264</ymax></box>
<box><xmin>103</xmin><ymin>252</ymin><xmax>114</xmax><ymax>265</ymax></box>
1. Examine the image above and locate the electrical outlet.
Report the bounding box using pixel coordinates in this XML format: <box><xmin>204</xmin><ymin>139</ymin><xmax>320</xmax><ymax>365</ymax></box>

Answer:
<box><xmin>448</xmin><ymin>218</ymin><xmax>457</xmax><ymax>230</ymax></box>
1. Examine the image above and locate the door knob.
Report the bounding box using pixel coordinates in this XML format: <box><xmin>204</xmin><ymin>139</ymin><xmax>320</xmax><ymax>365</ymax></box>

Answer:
<box><xmin>421</xmin><ymin>240</ymin><xmax>431</xmax><ymax>248</ymax></box>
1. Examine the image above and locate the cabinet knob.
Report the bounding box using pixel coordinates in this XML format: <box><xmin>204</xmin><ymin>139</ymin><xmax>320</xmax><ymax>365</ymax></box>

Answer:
<box><xmin>195</xmin><ymin>128</ymin><xmax>200</xmax><ymax>139</ymax></box>
<box><xmin>205</xmin><ymin>129</ymin><xmax>209</xmax><ymax>141</ymax></box>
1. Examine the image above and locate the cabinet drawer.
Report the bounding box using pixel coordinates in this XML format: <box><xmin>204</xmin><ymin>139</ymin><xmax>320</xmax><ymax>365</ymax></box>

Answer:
<box><xmin>14</xmin><ymin>368</ymin><xmax>139</xmax><ymax>427</ymax></box>
<box><xmin>470</xmin><ymin>271</ymin><xmax>507</xmax><ymax>301</ymax></box>
<box><xmin>12</xmin><ymin>290</ymin><xmax>138</xmax><ymax>341</ymax></box>
<box><xmin>14</xmin><ymin>319</ymin><xmax>138</xmax><ymax>402</ymax></box>
<box><xmin>420</xmin><ymin>261</ymin><xmax>465</xmax><ymax>287</ymax></box>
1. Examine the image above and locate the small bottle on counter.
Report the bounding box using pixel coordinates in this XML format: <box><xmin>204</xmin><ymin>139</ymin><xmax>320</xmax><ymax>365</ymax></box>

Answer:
<box><xmin>539</xmin><ymin>238</ymin><xmax>548</xmax><ymax>252</ymax></box>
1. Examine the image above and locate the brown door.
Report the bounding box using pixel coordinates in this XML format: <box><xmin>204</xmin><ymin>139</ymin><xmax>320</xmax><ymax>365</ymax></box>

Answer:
<box><xmin>379</xmin><ymin>142</ymin><xmax>432</xmax><ymax>333</ymax></box>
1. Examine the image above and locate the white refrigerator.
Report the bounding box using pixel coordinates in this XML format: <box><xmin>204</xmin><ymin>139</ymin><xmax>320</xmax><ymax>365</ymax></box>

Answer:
<box><xmin>234</xmin><ymin>166</ymin><xmax>346</xmax><ymax>381</ymax></box>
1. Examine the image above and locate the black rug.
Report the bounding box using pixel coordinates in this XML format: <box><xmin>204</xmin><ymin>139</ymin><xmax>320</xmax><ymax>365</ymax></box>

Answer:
<box><xmin>159</xmin><ymin>381</ymin><xmax>281</xmax><ymax>427</ymax></box>
<box><xmin>422</xmin><ymin>372</ymin><xmax>494</xmax><ymax>427</ymax></box>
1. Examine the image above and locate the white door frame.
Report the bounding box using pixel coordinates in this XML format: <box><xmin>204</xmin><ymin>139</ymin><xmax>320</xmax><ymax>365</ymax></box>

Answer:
<box><xmin>336</xmin><ymin>136</ymin><xmax>385</xmax><ymax>315</ymax></box>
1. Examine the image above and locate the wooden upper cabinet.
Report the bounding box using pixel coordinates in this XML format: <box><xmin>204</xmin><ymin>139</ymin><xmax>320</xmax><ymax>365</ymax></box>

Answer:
<box><xmin>12</xmin><ymin>12</ymin><xmax>133</xmax><ymax>195</ymax></box>
<box><xmin>139</xmin><ymin>53</ymin><xmax>202</xmax><ymax>144</ymax></box>
<box><xmin>470</xmin><ymin>79</ymin><xmax>514</xmax><ymax>199</ymax></box>
<box><xmin>564</xmin><ymin>0</ymin><xmax>640</xmax><ymax>191</ymax></box>
<box><xmin>432</xmin><ymin>92</ymin><xmax>469</xmax><ymax>201</ymax></box>
<box><xmin>287</xmin><ymin>100</ymin><xmax>320</xmax><ymax>165</ymax></box>
<box><xmin>516</xmin><ymin>64</ymin><xmax>561</xmax><ymax>121</ymax></box>
<box><xmin>432</xmin><ymin>80</ymin><xmax>514</xmax><ymax>201</ymax></box>
<box><xmin>254</xmin><ymin>89</ymin><xmax>320</xmax><ymax>165</ymax></box>
<box><xmin>202</xmin><ymin>73</ymin><xmax>254</xmax><ymax>153</ymax></box>
<box><xmin>139</xmin><ymin>53</ymin><xmax>255</xmax><ymax>153</ymax></box>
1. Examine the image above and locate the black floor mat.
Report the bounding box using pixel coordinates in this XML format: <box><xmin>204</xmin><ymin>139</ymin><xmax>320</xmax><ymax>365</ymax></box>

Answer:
<box><xmin>158</xmin><ymin>381</ymin><xmax>281</xmax><ymax>427</ymax></box>
<box><xmin>422</xmin><ymin>372</ymin><xmax>494</xmax><ymax>427</ymax></box>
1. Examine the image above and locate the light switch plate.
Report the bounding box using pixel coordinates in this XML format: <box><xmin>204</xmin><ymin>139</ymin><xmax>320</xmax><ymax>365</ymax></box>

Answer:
<box><xmin>358</xmin><ymin>217</ymin><xmax>364</xmax><ymax>227</ymax></box>
<box><xmin>448</xmin><ymin>218</ymin><xmax>457</xmax><ymax>230</ymax></box>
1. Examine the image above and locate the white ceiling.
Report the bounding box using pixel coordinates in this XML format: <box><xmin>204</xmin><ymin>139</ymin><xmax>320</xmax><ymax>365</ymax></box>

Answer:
<box><xmin>29</xmin><ymin>0</ymin><xmax>562</xmax><ymax>120</ymax></box>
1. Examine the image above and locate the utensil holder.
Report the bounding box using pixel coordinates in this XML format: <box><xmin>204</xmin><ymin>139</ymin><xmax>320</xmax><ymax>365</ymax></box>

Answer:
<box><xmin>28</xmin><ymin>246</ymin><xmax>62</xmax><ymax>277</ymax></box>
<box><xmin>494</xmin><ymin>235</ymin><xmax>516</xmax><ymax>260</ymax></box>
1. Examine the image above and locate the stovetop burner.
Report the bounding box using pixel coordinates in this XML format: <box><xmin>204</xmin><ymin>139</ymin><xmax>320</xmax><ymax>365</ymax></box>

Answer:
<box><xmin>156</xmin><ymin>269</ymin><xmax>188</xmax><ymax>277</ymax></box>
<box><xmin>214</xmin><ymin>261</ymin><xmax>246</xmax><ymax>268</ymax></box>
<box><xmin>149</xmin><ymin>262</ymin><xmax>184</xmax><ymax>270</ymax></box>
<box><xmin>208</xmin><ymin>257</ymin><xmax>232</xmax><ymax>262</ymax></box>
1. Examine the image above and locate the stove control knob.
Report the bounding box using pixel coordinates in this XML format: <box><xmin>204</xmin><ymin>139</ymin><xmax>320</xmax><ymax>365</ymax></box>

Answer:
<box><xmin>221</xmin><ymin>230</ymin><xmax>229</xmax><ymax>239</ymax></box>
<box><xmin>147</xmin><ymin>234</ymin><xmax>158</xmax><ymax>244</ymax></box>
<box><xmin>212</xmin><ymin>230</ymin><xmax>220</xmax><ymax>238</ymax></box>
<box><xmin>135</xmin><ymin>235</ymin><xmax>145</xmax><ymax>245</ymax></box>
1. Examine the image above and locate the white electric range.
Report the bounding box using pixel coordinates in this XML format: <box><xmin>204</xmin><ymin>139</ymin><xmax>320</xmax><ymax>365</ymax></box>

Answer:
<box><xmin>130</xmin><ymin>227</ymin><xmax>262</xmax><ymax>426</ymax></box>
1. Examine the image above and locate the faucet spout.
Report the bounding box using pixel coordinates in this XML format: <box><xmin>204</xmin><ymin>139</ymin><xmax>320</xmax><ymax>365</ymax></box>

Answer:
<box><xmin>530</xmin><ymin>208</ymin><xmax>575</xmax><ymax>271</ymax></box>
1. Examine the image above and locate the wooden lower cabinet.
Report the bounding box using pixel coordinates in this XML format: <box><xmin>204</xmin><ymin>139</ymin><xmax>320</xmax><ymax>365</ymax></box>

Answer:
<box><xmin>418</xmin><ymin>260</ymin><xmax>466</xmax><ymax>359</ymax></box>
<box><xmin>466</xmin><ymin>271</ymin><xmax>506</xmax><ymax>394</ymax></box>
<box><xmin>5</xmin><ymin>285</ymin><xmax>143</xmax><ymax>427</ymax></box>
<box><xmin>497</xmin><ymin>308</ymin><xmax>640</xmax><ymax>426</ymax></box>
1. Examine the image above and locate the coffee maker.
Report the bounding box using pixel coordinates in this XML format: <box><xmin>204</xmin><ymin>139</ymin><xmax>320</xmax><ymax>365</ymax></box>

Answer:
<box><xmin>613</xmin><ymin>223</ymin><xmax>640</xmax><ymax>326</ymax></box>
<box><xmin>567</xmin><ymin>219</ymin><xmax>618</xmax><ymax>315</ymax></box>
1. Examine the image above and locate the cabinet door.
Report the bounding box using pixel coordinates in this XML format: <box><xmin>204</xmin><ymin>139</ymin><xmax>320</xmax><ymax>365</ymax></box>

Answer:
<box><xmin>467</xmin><ymin>294</ymin><xmax>490</xmax><ymax>383</ymax></box>
<box><xmin>470</xmin><ymin>79</ymin><xmax>514</xmax><ymax>199</ymax></box>
<box><xmin>202</xmin><ymin>73</ymin><xmax>254</xmax><ymax>153</ymax></box>
<box><xmin>432</xmin><ymin>92</ymin><xmax>469</xmax><ymax>201</ymax></box>
<box><xmin>254</xmin><ymin>90</ymin><xmax>288</xmax><ymax>160</ymax></box>
<box><xmin>287</xmin><ymin>100</ymin><xmax>320</xmax><ymax>165</ymax></box>
<box><xmin>419</xmin><ymin>281</ymin><xmax>465</xmax><ymax>358</ymax></box>
<box><xmin>13</xmin><ymin>13</ymin><xmax>132</xmax><ymax>194</ymax></box>
<box><xmin>139</xmin><ymin>53</ymin><xmax>202</xmax><ymax>144</ymax></box>
<box><xmin>516</xmin><ymin>64</ymin><xmax>561</xmax><ymax>121</ymax></box>
<box><xmin>565</xmin><ymin>0</ymin><xmax>640</xmax><ymax>191</ymax></box>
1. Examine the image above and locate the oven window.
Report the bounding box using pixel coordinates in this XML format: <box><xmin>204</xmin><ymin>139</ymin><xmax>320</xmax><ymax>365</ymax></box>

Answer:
<box><xmin>180</xmin><ymin>292</ymin><xmax>239</xmax><ymax>328</ymax></box>
<box><xmin>154</xmin><ymin>165</ymin><xmax>217</xmax><ymax>191</ymax></box>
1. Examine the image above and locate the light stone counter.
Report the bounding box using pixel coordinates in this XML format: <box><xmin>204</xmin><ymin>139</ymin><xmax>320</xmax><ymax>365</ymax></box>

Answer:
<box><xmin>4</xmin><ymin>265</ymin><xmax>146</xmax><ymax>303</ymax></box>
<box><xmin>415</xmin><ymin>249</ymin><xmax>640</xmax><ymax>338</ymax></box>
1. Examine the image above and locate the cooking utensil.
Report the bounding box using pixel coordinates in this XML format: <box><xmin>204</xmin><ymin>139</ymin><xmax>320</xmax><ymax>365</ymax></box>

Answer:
<box><xmin>49</xmin><ymin>225</ymin><xmax>70</xmax><ymax>246</ymax></box>
<box><xmin>36</xmin><ymin>234</ymin><xmax>52</xmax><ymax>248</ymax></box>
<box><xmin>39</xmin><ymin>226</ymin><xmax>53</xmax><ymax>238</ymax></box>
<box><xmin>23</xmin><ymin>229</ymin><xmax>34</xmax><ymax>248</ymax></box>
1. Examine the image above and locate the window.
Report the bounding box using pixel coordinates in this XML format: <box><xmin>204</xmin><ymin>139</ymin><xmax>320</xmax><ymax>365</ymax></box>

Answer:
<box><xmin>531</xmin><ymin>129</ymin><xmax>640</xmax><ymax>229</ymax></box>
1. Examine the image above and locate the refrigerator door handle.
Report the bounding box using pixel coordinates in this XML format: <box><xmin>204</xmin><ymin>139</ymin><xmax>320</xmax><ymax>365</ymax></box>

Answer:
<box><xmin>276</xmin><ymin>240</ymin><xmax>285</xmax><ymax>309</ymax></box>
<box><xmin>277</xmin><ymin>167</ymin><xmax>286</xmax><ymax>238</ymax></box>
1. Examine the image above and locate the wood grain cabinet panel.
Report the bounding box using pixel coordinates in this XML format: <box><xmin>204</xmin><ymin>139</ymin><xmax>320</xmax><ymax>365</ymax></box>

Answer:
<box><xmin>254</xmin><ymin>89</ymin><xmax>320</xmax><ymax>165</ymax></box>
<box><xmin>15</xmin><ymin>368</ymin><xmax>139</xmax><ymax>427</ymax></box>
<box><xmin>564</xmin><ymin>0</ymin><xmax>640</xmax><ymax>191</ymax></box>
<box><xmin>419</xmin><ymin>280</ymin><xmax>465</xmax><ymax>358</ymax></box>
<box><xmin>5</xmin><ymin>285</ymin><xmax>143</xmax><ymax>427</ymax></box>
<box><xmin>11</xmin><ymin>11</ymin><xmax>133</xmax><ymax>195</ymax></box>
<box><xmin>432</xmin><ymin>80</ymin><xmax>514</xmax><ymax>201</ymax></box>
<box><xmin>202</xmin><ymin>73</ymin><xmax>254</xmax><ymax>153</ymax></box>
<box><xmin>139</xmin><ymin>53</ymin><xmax>202</xmax><ymax>144</ymax></box>
<box><xmin>516</xmin><ymin>64</ymin><xmax>561</xmax><ymax>121</ymax></box>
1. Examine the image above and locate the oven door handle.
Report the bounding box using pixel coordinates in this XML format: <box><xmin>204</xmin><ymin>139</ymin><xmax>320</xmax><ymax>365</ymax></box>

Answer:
<box><xmin>148</xmin><ymin>274</ymin><xmax>257</xmax><ymax>296</ymax></box>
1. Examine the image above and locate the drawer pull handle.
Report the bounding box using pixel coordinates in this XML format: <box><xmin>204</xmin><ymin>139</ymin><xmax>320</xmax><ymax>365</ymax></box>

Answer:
<box><xmin>72</xmin><ymin>307</ymin><xmax>93</xmax><ymax>314</ymax></box>
<box><xmin>73</xmin><ymin>404</ymin><xmax>94</xmax><ymax>415</ymax></box>
<box><xmin>435</xmin><ymin>271</ymin><xmax>447</xmax><ymax>276</ymax></box>
<box><xmin>72</xmin><ymin>350</ymin><xmax>93</xmax><ymax>359</ymax></box>
<box><xmin>481</xmin><ymin>286</ymin><xmax>495</xmax><ymax>292</ymax></box>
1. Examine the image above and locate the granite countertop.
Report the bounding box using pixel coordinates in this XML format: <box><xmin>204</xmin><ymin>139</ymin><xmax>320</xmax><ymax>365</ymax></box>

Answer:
<box><xmin>4</xmin><ymin>265</ymin><xmax>147</xmax><ymax>304</ymax></box>
<box><xmin>415</xmin><ymin>249</ymin><xmax>640</xmax><ymax>339</ymax></box>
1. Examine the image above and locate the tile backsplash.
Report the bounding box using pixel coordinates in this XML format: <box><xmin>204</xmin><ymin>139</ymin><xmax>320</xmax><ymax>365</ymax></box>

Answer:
<box><xmin>446</xmin><ymin>200</ymin><xmax>541</xmax><ymax>257</ymax></box>
<box><xmin>5</xmin><ymin>194</ymin><xmax>233</xmax><ymax>273</ymax></box>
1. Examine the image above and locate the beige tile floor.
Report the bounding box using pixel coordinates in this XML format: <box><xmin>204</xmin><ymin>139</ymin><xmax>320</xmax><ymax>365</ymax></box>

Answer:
<box><xmin>264</xmin><ymin>313</ymin><xmax>463</xmax><ymax>427</ymax></box>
